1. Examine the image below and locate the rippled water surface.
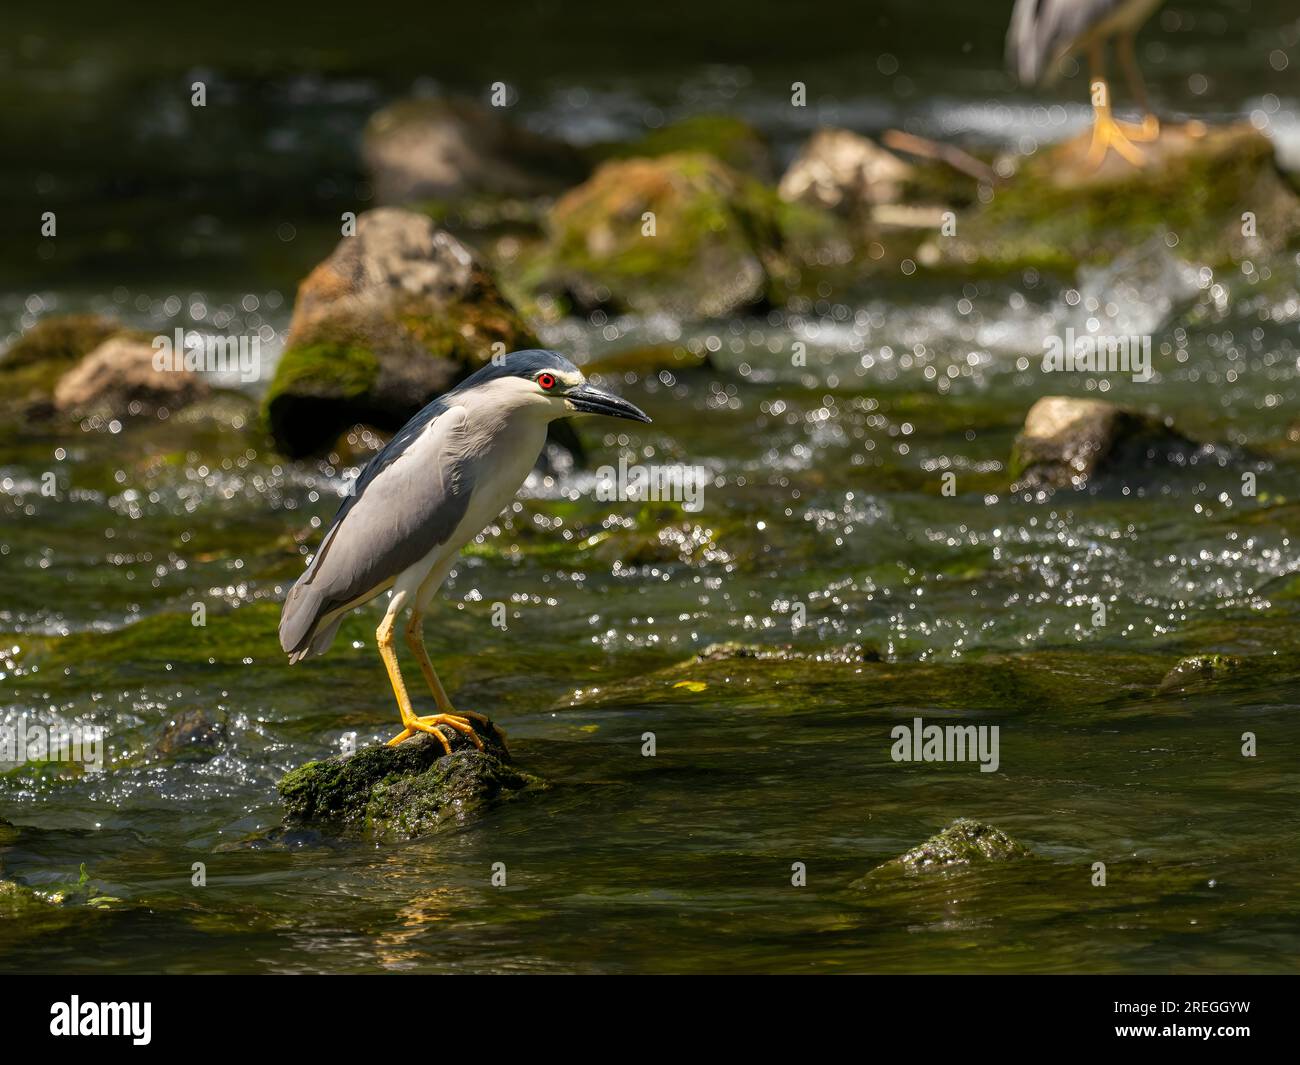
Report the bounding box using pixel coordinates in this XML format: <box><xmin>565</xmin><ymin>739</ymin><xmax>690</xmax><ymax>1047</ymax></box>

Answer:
<box><xmin>2</xmin><ymin>0</ymin><xmax>1299</xmax><ymax>973</ymax></box>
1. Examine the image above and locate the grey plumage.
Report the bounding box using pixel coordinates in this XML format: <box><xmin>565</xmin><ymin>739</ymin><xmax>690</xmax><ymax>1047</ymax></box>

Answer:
<box><xmin>1007</xmin><ymin>0</ymin><xmax>1131</xmax><ymax>84</ymax></box>
<box><xmin>278</xmin><ymin>350</ymin><xmax>645</xmax><ymax>664</ymax></box>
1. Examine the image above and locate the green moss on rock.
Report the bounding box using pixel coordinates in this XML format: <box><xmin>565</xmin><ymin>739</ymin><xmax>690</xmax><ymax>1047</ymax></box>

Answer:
<box><xmin>529</xmin><ymin>152</ymin><xmax>786</xmax><ymax>318</ymax></box>
<box><xmin>0</xmin><ymin>314</ymin><xmax>141</xmax><ymax>421</ymax></box>
<box><xmin>600</xmin><ymin>115</ymin><xmax>775</xmax><ymax>179</ymax></box>
<box><xmin>931</xmin><ymin>122</ymin><xmax>1300</xmax><ymax>273</ymax></box>
<box><xmin>278</xmin><ymin>723</ymin><xmax>541</xmax><ymax>841</ymax></box>
<box><xmin>855</xmin><ymin>819</ymin><xmax>1032</xmax><ymax>885</ymax></box>
<box><xmin>1157</xmin><ymin>653</ymin><xmax>1247</xmax><ymax>693</ymax></box>
<box><xmin>261</xmin><ymin>209</ymin><xmax>539</xmax><ymax>458</ymax></box>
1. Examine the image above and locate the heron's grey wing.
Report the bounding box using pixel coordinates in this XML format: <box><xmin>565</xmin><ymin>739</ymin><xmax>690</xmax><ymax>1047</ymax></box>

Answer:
<box><xmin>1007</xmin><ymin>0</ymin><xmax>1128</xmax><ymax>84</ymax></box>
<box><xmin>279</xmin><ymin>403</ymin><xmax>471</xmax><ymax>659</ymax></box>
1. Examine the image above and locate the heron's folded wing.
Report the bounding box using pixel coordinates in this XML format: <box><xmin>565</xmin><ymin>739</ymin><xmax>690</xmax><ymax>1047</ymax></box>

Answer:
<box><xmin>279</xmin><ymin>404</ymin><xmax>471</xmax><ymax>655</ymax></box>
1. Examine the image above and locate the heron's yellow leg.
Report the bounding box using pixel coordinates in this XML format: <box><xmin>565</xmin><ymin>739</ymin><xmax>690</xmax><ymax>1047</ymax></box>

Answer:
<box><xmin>1116</xmin><ymin>33</ymin><xmax>1159</xmax><ymax>141</ymax></box>
<box><xmin>1086</xmin><ymin>45</ymin><xmax>1146</xmax><ymax>168</ymax></box>
<box><xmin>403</xmin><ymin>612</ymin><xmax>503</xmax><ymax>743</ymax></box>
<box><xmin>378</xmin><ymin>613</ymin><xmax>453</xmax><ymax>754</ymax></box>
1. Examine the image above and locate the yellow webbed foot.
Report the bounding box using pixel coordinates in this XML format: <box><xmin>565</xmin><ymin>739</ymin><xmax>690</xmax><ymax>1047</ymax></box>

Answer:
<box><xmin>1086</xmin><ymin>111</ymin><xmax>1148</xmax><ymax>169</ymax></box>
<box><xmin>386</xmin><ymin>713</ymin><xmax>486</xmax><ymax>753</ymax></box>
<box><xmin>1117</xmin><ymin>114</ymin><xmax>1160</xmax><ymax>142</ymax></box>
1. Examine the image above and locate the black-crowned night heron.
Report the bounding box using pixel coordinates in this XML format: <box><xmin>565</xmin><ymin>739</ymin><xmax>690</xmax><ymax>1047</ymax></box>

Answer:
<box><xmin>279</xmin><ymin>350</ymin><xmax>650</xmax><ymax>751</ymax></box>
<box><xmin>1008</xmin><ymin>0</ymin><xmax>1165</xmax><ymax>167</ymax></box>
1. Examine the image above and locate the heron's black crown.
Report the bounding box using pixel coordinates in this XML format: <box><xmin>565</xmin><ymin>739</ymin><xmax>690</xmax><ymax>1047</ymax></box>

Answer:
<box><xmin>455</xmin><ymin>349</ymin><xmax>580</xmax><ymax>392</ymax></box>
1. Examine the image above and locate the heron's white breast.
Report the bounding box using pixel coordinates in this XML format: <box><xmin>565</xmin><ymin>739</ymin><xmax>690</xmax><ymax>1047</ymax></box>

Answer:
<box><xmin>395</xmin><ymin>392</ymin><xmax>551</xmax><ymax>589</ymax></box>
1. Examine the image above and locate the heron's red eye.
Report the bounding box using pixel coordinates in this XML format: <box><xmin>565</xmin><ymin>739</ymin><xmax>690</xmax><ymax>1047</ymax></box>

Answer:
<box><xmin>537</xmin><ymin>372</ymin><xmax>556</xmax><ymax>391</ymax></box>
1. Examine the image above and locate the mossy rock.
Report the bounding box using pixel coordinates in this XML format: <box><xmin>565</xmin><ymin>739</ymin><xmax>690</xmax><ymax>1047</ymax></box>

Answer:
<box><xmin>1157</xmin><ymin>653</ymin><xmax>1247</xmax><ymax>694</ymax></box>
<box><xmin>277</xmin><ymin>722</ymin><xmax>541</xmax><ymax>841</ymax></box>
<box><xmin>598</xmin><ymin>115</ymin><xmax>775</xmax><ymax>180</ymax></box>
<box><xmin>928</xmin><ymin>122</ymin><xmax>1300</xmax><ymax>273</ymax></box>
<box><xmin>854</xmin><ymin>819</ymin><xmax>1032</xmax><ymax>885</ymax></box>
<box><xmin>526</xmin><ymin>152</ymin><xmax>791</xmax><ymax>318</ymax></box>
<box><xmin>262</xmin><ymin>209</ymin><xmax>540</xmax><ymax>458</ymax></box>
<box><xmin>0</xmin><ymin>877</ymin><xmax>50</xmax><ymax>917</ymax></box>
<box><xmin>0</xmin><ymin>314</ymin><xmax>140</xmax><ymax>421</ymax></box>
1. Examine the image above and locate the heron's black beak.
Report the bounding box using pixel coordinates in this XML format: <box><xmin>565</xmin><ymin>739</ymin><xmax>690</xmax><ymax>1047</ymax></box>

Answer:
<box><xmin>565</xmin><ymin>384</ymin><xmax>652</xmax><ymax>423</ymax></box>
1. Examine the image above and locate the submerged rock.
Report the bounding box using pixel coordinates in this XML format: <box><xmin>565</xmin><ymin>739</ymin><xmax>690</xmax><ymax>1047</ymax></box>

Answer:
<box><xmin>154</xmin><ymin>708</ymin><xmax>227</xmax><ymax>761</ymax></box>
<box><xmin>530</xmin><ymin>152</ymin><xmax>787</xmax><ymax>318</ymax></box>
<box><xmin>1010</xmin><ymin>395</ymin><xmax>1198</xmax><ymax>491</ymax></box>
<box><xmin>779</xmin><ymin>128</ymin><xmax>913</xmax><ymax>213</ymax></box>
<box><xmin>0</xmin><ymin>878</ymin><xmax>48</xmax><ymax>916</ymax></box>
<box><xmin>263</xmin><ymin>208</ymin><xmax>539</xmax><ymax>458</ymax></box>
<box><xmin>1157</xmin><ymin>653</ymin><xmax>1246</xmax><ymax>694</ymax></box>
<box><xmin>931</xmin><ymin>121</ymin><xmax>1300</xmax><ymax>272</ymax></box>
<box><xmin>54</xmin><ymin>335</ymin><xmax>209</xmax><ymax>418</ymax></box>
<box><xmin>277</xmin><ymin>721</ymin><xmax>539</xmax><ymax>841</ymax></box>
<box><xmin>855</xmin><ymin>819</ymin><xmax>1032</xmax><ymax>885</ymax></box>
<box><xmin>363</xmin><ymin>97</ymin><xmax>589</xmax><ymax>205</ymax></box>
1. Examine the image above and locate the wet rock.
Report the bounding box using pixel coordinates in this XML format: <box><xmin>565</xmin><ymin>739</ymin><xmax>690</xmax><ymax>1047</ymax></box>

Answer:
<box><xmin>363</xmin><ymin>97</ymin><xmax>589</xmax><ymax>205</ymax></box>
<box><xmin>1009</xmin><ymin>396</ymin><xmax>1198</xmax><ymax>491</ymax></box>
<box><xmin>931</xmin><ymin>122</ymin><xmax>1300</xmax><ymax>272</ymax></box>
<box><xmin>53</xmin><ymin>335</ymin><xmax>209</xmax><ymax>418</ymax></box>
<box><xmin>694</xmin><ymin>641</ymin><xmax>882</xmax><ymax>664</ymax></box>
<box><xmin>778</xmin><ymin>128</ymin><xmax>912</xmax><ymax>213</ymax></box>
<box><xmin>0</xmin><ymin>878</ymin><xmax>48</xmax><ymax>916</ymax></box>
<box><xmin>855</xmin><ymin>819</ymin><xmax>1032</xmax><ymax>885</ymax></box>
<box><xmin>0</xmin><ymin>314</ymin><xmax>131</xmax><ymax>421</ymax></box>
<box><xmin>263</xmin><ymin>208</ymin><xmax>539</xmax><ymax>458</ymax></box>
<box><xmin>277</xmin><ymin>720</ymin><xmax>539</xmax><ymax>841</ymax></box>
<box><xmin>1157</xmin><ymin>653</ymin><xmax>1246</xmax><ymax>694</ymax></box>
<box><xmin>529</xmin><ymin>152</ymin><xmax>787</xmax><ymax>318</ymax></box>
<box><xmin>154</xmin><ymin>708</ymin><xmax>227</xmax><ymax>761</ymax></box>
<box><xmin>603</xmin><ymin>114</ymin><xmax>775</xmax><ymax>180</ymax></box>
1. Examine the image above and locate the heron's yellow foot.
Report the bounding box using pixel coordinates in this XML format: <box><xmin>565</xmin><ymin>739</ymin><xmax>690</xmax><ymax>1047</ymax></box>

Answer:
<box><xmin>1086</xmin><ymin>111</ymin><xmax>1147</xmax><ymax>168</ymax></box>
<box><xmin>451</xmin><ymin>708</ymin><xmax>506</xmax><ymax>739</ymax></box>
<box><xmin>1117</xmin><ymin>114</ymin><xmax>1160</xmax><ymax>142</ymax></box>
<box><xmin>386</xmin><ymin>713</ymin><xmax>486</xmax><ymax>752</ymax></box>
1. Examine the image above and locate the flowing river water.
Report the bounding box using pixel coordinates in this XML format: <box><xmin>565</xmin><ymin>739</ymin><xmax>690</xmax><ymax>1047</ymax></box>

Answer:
<box><xmin>1</xmin><ymin>0</ymin><xmax>1298</xmax><ymax>972</ymax></box>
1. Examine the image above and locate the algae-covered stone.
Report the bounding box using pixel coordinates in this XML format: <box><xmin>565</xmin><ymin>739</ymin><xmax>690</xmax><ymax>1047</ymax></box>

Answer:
<box><xmin>0</xmin><ymin>314</ymin><xmax>131</xmax><ymax>421</ymax></box>
<box><xmin>930</xmin><ymin>122</ymin><xmax>1300</xmax><ymax>273</ymax></box>
<box><xmin>1010</xmin><ymin>395</ymin><xmax>1198</xmax><ymax>491</ymax></box>
<box><xmin>856</xmin><ymin>819</ymin><xmax>1032</xmax><ymax>885</ymax></box>
<box><xmin>277</xmin><ymin>722</ymin><xmax>539</xmax><ymax>841</ymax></box>
<box><xmin>602</xmin><ymin>115</ymin><xmax>775</xmax><ymax>180</ymax></box>
<box><xmin>532</xmin><ymin>152</ymin><xmax>787</xmax><ymax>318</ymax></box>
<box><xmin>263</xmin><ymin>208</ymin><xmax>539</xmax><ymax>457</ymax></box>
<box><xmin>0</xmin><ymin>877</ymin><xmax>49</xmax><ymax>917</ymax></box>
<box><xmin>1157</xmin><ymin>653</ymin><xmax>1247</xmax><ymax>694</ymax></box>
<box><xmin>363</xmin><ymin>97</ymin><xmax>589</xmax><ymax>205</ymax></box>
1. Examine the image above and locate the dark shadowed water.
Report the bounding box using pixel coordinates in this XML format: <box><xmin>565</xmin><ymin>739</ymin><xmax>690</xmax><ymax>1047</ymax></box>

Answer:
<box><xmin>1</xmin><ymin>0</ymin><xmax>1298</xmax><ymax>973</ymax></box>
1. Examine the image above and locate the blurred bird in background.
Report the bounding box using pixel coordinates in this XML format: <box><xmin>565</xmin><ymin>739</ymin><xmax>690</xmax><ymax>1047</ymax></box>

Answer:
<box><xmin>1008</xmin><ymin>0</ymin><xmax>1166</xmax><ymax>167</ymax></box>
